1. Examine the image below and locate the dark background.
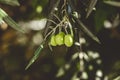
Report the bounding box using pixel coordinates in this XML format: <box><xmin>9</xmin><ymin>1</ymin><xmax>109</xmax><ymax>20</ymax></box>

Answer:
<box><xmin>0</xmin><ymin>0</ymin><xmax>120</xmax><ymax>80</ymax></box>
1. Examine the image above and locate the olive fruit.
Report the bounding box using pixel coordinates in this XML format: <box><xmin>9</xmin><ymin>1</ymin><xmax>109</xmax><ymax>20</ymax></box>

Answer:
<box><xmin>55</xmin><ymin>32</ymin><xmax>65</xmax><ymax>45</ymax></box>
<box><xmin>64</xmin><ymin>34</ymin><xmax>73</xmax><ymax>47</ymax></box>
<box><xmin>50</xmin><ymin>35</ymin><xmax>57</xmax><ymax>46</ymax></box>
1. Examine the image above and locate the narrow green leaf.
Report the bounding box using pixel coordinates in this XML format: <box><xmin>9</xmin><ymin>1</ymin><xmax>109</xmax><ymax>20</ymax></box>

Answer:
<box><xmin>25</xmin><ymin>44</ymin><xmax>44</xmax><ymax>70</ymax></box>
<box><xmin>104</xmin><ymin>1</ymin><xmax>120</xmax><ymax>7</ymax></box>
<box><xmin>0</xmin><ymin>8</ymin><xmax>25</xmax><ymax>33</ymax></box>
<box><xmin>0</xmin><ymin>8</ymin><xmax>8</xmax><ymax>18</ymax></box>
<box><xmin>78</xmin><ymin>20</ymin><xmax>100</xmax><ymax>43</ymax></box>
<box><xmin>86</xmin><ymin>0</ymin><xmax>98</xmax><ymax>18</ymax></box>
<box><xmin>72</xmin><ymin>15</ymin><xmax>100</xmax><ymax>43</ymax></box>
<box><xmin>3</xmin><ymin>16</ymin><xmax>25</xmax><ymax>33</ymax></box>
<box><xmin>0</xmin><ymin>0</ymin><xmax>20</xmax><ymax>6</ymax></box>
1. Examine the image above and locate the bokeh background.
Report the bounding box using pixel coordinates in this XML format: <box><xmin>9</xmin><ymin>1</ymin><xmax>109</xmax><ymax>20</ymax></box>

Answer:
<box><xmin>0</xmin><ymin>0</ymin><xmax>120</xmax><ymax>80</ymax></box>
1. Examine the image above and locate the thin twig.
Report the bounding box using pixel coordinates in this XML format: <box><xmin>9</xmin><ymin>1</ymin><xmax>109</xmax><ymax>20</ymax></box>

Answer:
<box><xmin>47</xmin><ymin>19</ymin><xmax>57</xmax><ymax>25</ymax></box>
<box><xmin>44</xmin><ymin>0</ymin><xmax>60</xmax><ymax>37</ymax></box>
<box><xmin>52</xmin><ymin>13</ymin><xmax>61</xmax><ymax>22</ymax></box>
<box><xmin>44</xmin><ymin>19</ymin><xmax>65</xmax><ymax>41</ymax></box>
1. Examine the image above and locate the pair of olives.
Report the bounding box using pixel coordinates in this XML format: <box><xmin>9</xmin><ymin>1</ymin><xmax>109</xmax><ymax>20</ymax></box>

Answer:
<box><xmin>50</xmin><ymin>32</ymin><xmax>73</xmax><ymax>47</ymax></box>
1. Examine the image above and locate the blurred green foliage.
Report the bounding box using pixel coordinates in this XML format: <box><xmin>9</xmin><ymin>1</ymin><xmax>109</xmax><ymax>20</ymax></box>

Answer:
<box><xmin>0</xmin><ymin>0</ymin><xmax>120</xmax><ymax>80</ymax></box>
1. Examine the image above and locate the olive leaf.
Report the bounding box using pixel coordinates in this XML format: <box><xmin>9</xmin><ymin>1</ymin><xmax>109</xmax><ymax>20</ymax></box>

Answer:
<box><xmin>0</xmin><ymin>0</ymin><xmax>20</xmax><ymax>6</ymax></box>
<box><xmin>68</xmin><ymin>1</ymin><xmax>100</xmax><ymax>43</ymax></box>
<box><xmin>0</xmin><ymin>8</ymin><xmax>25</xmax><ymax>33</ymax></box>
<box><xmin>3</xmin><ymin>16</ymin><xmax>25</xmax><ymax>33</ymax></box>
<box><xmin>0</xmin><ymin>8</ymin><xmax>6</xmax><ymax>24</ymax></box>
<box><xmin>25</xmin><ymin>44</ymin><xmax>44</xmax><ymax>70</ymax></box>
<box><xmin>86</xmin><ymin>0</ymin><xmax>98</xmax><ymax>18</ymax></box>
<box><xmin>0</xmin><ymin>8</ymin><xmax>8</xmax><ymax>18</ymax></box>
<box><xmin>104</xmin><ymin>1</ymin><xmax>120</xmax><ymax>7</ymax></box>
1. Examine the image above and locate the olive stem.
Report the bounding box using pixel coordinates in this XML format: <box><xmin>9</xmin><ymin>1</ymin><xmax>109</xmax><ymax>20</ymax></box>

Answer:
<box><xmin>47</xmin><ymin>19</ymin><xmax>57</xmax><ymax>25</ymax></box>
<box><xmin>64</xmin><ymin>26</ymin><xmax>68</xmax><ymax>34</ymax></box>
<box><xmin>44</xmin><ymin>19</ymin><xmax>65</xmax><ymax>41</ymax></box>
<box><xmin>68</xmin><ymin>22</ymin><xmax>74</xmax><ymax>37</ymax></box>
<box><xmin>52</xmin><ymin>13</ymin><xmax>61</xmax><ymax>22</ymax></box>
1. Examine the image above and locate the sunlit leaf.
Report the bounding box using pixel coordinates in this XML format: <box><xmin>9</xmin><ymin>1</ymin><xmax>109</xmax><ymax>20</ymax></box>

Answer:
<box><xmin>0</xmin><ymin>0</ymin><xmax>20</xmax><ymax>6</ymax></box>
<box><xmin>86</xmin><ymin>0</ymin><xmax>98</xmax><ymax>18</ymax></box>
<box><xmin>25</xmin><ymin>44</ymin><xmax>44</xmax><ymax>70</ymax></box>
<box><xmin>3</xmin><ymin>16</ymin><xmax>25</xmax><ymax>33</ymax></box>
<box><xmin>0</xmin><ymin>8</ymin><xmax>8</xmax><ymax>18</ymax></box>
<box><xmin>81</xmin><ymin>71</ymin><xmax>88</xmax><ymax>79</ymax></box>
<box><xmin>0</xmin><ymin>8</ymin><xmax>25</xmax><ymax>33</ymax></box>
<box><xmin>104</xmin><ymin>1</ymin><xmax>120</xmax><ymax>7</ymax></box>
<box><xmin>56</xmin><ymin>68</ymin><xmax>65</xmax><ymax>77</ymax></box>
<box><xmin>114</xmin><ymin>76</ymin><xmax>120</xmax><ymax>80</ymax></box>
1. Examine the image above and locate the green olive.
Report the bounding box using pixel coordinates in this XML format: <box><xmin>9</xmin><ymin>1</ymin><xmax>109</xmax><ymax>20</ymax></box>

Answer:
<box><xmin>50</xmin><ymin>35</ymin><xmax>57</xmax><ymax>46</ymax></box>
<box><xmin>55</xmin><ymin>32</ymin><xmax>65</xmax><ymax>45</ymax></box>
<box><xmin>64</xmin><ymin>34</ymin><xmax>73</xmax><ymax>47</ymax></box>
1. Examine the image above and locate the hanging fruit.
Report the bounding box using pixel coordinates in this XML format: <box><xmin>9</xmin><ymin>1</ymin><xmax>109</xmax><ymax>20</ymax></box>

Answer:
<box><xmin>64</xmin><ymin>34</ymin><xmax>73</xmax><ymax>47</ymax></box>
<box><xmin>55</xmin><ymin>32</ymin><xmax>65</xmax><ymax>46</ymax></box>
<box><xmin>50</xmin><ymin>35</ymin><xmax>57</xmax><ymax>46</ymax></box>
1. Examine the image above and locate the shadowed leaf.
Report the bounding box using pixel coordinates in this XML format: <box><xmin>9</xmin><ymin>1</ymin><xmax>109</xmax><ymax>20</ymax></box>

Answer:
<box><xmin>0</xmin><ymin>0</ymin><xmax>20</xmax><ymax>6</ymax></box>
<box><xmin>25</xmin><ymin>44</ymin><xmax>44</xmax><ymax>70</ymax></box>
<box><xmin>104</xmin><ymin>1</ymin><xmax>120</xmax><ymax>7</ymax></box>
<box><xmin>86</xmin><ymin>0</ymin><xmax>98</xmax><ymax>18</ymax></box>
<box><xmin>72</xmin><ymin>15</ymin><xmax>100</xmax><ymax>43</ymax></box>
